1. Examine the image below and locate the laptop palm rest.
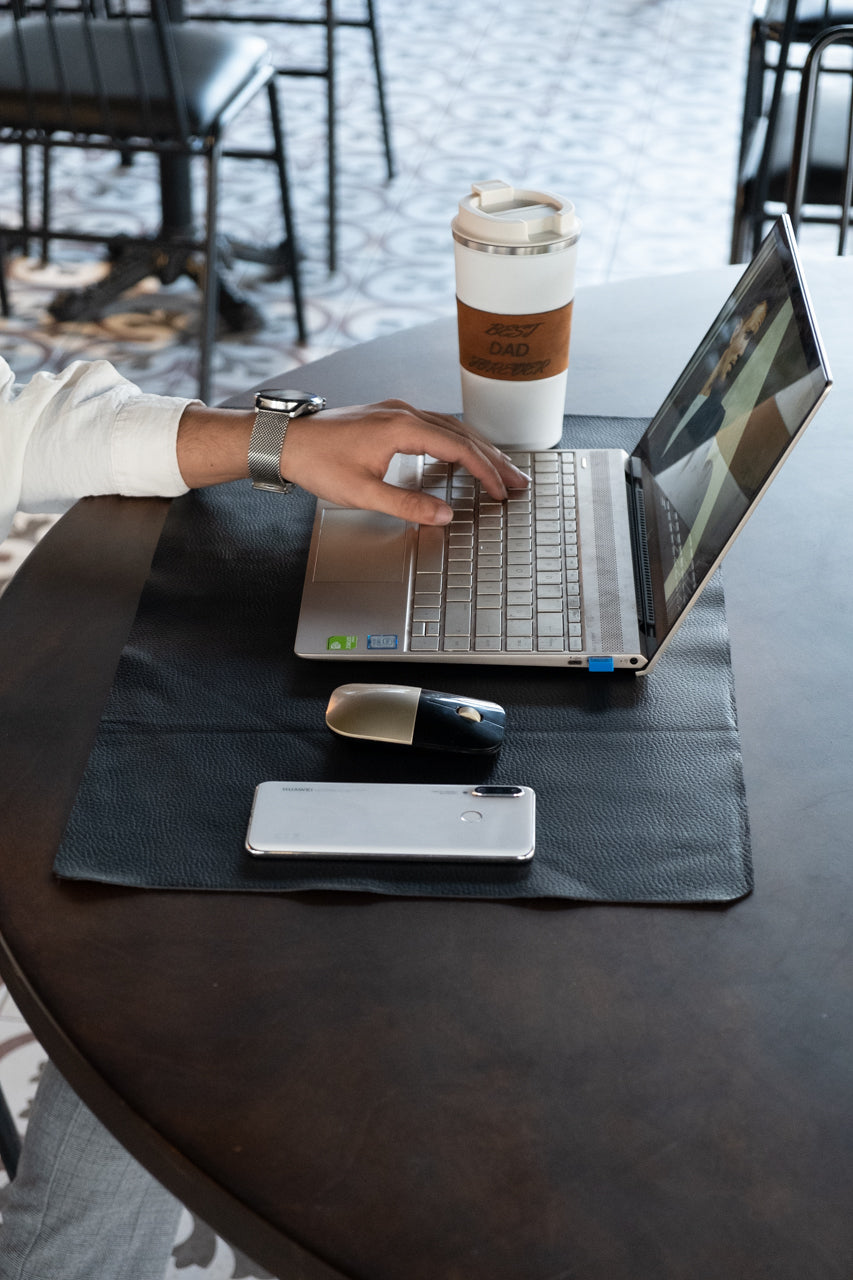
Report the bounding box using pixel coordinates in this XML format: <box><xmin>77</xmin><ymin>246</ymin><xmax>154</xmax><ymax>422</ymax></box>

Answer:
<box><xmin>312</xmin><ymin>508</ymin><xmax>408</xmax><ymax>583</ymax></box>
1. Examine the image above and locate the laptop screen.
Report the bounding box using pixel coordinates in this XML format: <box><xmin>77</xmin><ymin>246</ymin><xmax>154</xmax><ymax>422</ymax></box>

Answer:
<box><xmin>633</xmin><ymin>216</ymin><xmax>831</xmax><ymax>645</ymax></box>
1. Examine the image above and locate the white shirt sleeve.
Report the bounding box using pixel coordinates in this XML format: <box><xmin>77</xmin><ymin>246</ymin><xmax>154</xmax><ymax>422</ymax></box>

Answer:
<box><xmin>0</xmin><ymin>355</ymin><xmax>196</xmax><ymax>542</ymax></box>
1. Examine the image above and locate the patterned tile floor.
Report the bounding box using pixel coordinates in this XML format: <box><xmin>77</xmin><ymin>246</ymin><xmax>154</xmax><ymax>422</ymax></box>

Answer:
<box><xmin>0</xmin><ymin>0</ymin><xmax>829</xmax><ymax>1274</ymax></box>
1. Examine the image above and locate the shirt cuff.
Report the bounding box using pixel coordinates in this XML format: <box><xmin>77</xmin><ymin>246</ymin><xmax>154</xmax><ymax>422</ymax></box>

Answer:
<box><xmin>111</xmin><ymin>392</ymin><xmax>198</xmax><ymax>498</ymax></box>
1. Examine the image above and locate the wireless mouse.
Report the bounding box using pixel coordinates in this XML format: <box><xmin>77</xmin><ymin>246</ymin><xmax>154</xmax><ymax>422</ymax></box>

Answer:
<box><xmin>325</xmin><ymin>683</ymin><xmax>505</xmax><ymax>753</ymax></box>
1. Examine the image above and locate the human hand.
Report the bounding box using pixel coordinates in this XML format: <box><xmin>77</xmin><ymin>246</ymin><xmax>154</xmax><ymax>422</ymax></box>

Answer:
<box><xmin>279</xmin><ymin>399</ymin><xmax>529</xmax><ymax>524</ymax></box>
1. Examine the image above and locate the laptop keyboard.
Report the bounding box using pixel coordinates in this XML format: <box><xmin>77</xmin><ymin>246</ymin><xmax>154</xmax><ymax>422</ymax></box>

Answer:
<box><xmin>408</xmin><ymin>451</ymin><xmax>584</xmax><ymax>654</ymax></box>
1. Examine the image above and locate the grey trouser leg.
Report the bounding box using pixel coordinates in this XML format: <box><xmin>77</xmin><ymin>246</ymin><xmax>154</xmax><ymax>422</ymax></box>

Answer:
<box><xmin>0</xmin><ymin>1059</ymin><xmax>182</xmax><ymax>1280</ymax></box>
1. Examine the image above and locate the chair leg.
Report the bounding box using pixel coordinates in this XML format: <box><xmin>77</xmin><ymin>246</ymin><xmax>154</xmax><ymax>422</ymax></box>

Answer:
<box><xmin>366</xmin><ymin>0</ymin><xmax>394</xmax><ymax>181</ymax></box>
<box><xmin>0</xmin><ymin>1082</ymin><xmax>22</xmax><ymax>1180</ymax></box>
<box><xmin>737</xmin><ymin>19</ymin><xmax>766</xmax><ymax>172</ymax></box>
<box><xmin>20</xmin><ymin>142</ymin><xmax>30</xmax><ymax>259</ymax></box>
<box><xmin>730</xmin><ymin>193</ymin><xmax>753</xmax><ymax>264</ymax></box>
<box><xmin>326</xmin><ymin>0</ymin><xmax>337</xmax><ymax>273</ymax></box>
<box><xmin>0</xmin><ymin>233</ymin><xmax>10</xmax><ymax>317</ymax></box>
<box><xmin>730</xmin><ymin>198</ymin><xmax>747</xmax><ymax>265</ymax></box>
<box><xmin>730</xmin><ymin>18</ymin><xmax>765</xmax><ymax>262</ymax></box>
<box><xmin>268</xmin><ymin>78</ymin><xmax>307</xmax><ymax>344</ymax></box>
<box><xmin>199</xmin><ymin>142</ymin><xmax>222</xmax><ymax>404</ymax></box>
<box><xmin>751</xmin><ymin>0</ymin><xmax>801</xmax><ymax>258</ymax></box>
<box><xmin>41</xmin><ymin>143</ymin><xmax>52</xmax><ymax>266</ymax></box>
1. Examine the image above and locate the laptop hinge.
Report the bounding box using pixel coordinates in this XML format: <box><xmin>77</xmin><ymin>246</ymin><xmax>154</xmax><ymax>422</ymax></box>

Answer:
<box><xmin>627</xmin><ymin>458</ymin><xmax>656</xmax><ymax>637</ymax></box>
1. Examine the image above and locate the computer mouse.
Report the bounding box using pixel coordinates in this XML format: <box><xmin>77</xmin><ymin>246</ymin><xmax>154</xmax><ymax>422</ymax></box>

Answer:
<box><xmin>325</xmin><ymin>683</ymin><xmax>505</xmax><ymax>753</ymax></box>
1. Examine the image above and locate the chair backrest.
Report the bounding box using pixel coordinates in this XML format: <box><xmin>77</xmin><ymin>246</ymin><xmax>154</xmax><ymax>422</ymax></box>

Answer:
<box><xmin>786</xmin><ymin>23</ymin><xmax>853</xmax><ymax>251</ymax></box>
<box><xmin>761</xmin><ymin>1</ymin><xmax>853</xmax><ymax>40</ymax></box>
<box><xmin>0</xmin><ymin>0</ymin><xmax>193</xmax><ymax>146</ymax></box>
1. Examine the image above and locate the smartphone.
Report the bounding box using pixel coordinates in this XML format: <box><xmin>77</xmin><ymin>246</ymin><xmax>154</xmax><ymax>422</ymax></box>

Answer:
<box><xmin>245</xmin><ymin>781</ymin><xmax>535</xmax><ymax>862</ymax></box>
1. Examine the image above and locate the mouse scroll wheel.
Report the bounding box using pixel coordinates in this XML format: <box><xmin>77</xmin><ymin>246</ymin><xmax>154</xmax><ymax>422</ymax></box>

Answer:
<box><xmin>456</xmin><ymin>705</ymin><xmax>483</xmax><ymax>723</ymax></box>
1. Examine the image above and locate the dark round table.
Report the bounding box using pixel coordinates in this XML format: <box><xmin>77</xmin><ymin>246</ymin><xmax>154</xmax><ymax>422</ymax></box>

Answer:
<box><xmin>2</xmin><ymin>259</ymin><xmax>853</xmax><ymax>1279</ymax></box>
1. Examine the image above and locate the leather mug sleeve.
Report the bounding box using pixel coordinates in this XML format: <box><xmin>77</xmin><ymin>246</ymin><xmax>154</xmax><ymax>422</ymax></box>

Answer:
<box><xmin>456</xmin><ymin>298</ymin><xmax>574</xmax><ymax>381</ymax></box>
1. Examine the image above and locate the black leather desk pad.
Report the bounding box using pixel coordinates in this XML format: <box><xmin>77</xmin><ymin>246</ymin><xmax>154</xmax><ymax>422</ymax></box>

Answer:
<box><xmin>55</xmin><ymin>416</ymin><xmax>752</xmax><ymax>903</ymax></box>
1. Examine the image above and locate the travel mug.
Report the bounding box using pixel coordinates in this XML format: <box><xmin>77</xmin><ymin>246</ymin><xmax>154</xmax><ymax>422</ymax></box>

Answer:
<box><xmin>452</xmin><ymin>179</ymin><xmax>581</xmax><ymax>450</ymax></box>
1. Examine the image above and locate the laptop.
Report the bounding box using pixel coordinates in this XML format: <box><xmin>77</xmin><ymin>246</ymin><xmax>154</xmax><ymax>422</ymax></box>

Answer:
<box><xmin>295</xmin><ymin>216</ymin><xmax>831</xmax><ymax>675</ymax></box>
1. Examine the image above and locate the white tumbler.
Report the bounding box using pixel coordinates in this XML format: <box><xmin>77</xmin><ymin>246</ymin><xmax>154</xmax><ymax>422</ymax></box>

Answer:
<box><xmin>452</xmin><ymin>179</ymin><xmax>581</xmax><ymax>450</ymax></box>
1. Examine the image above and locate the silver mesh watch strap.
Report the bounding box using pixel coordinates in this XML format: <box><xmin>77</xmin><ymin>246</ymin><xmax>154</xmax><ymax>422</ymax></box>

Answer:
<box><xmin>248</xmin><ymin>408</ymin><xmax>293</xmax><ymax>492</ymax></box>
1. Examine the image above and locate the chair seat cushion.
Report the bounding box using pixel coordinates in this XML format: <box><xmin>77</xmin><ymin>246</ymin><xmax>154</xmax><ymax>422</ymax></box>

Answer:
<box><xmin>0</xmin><ymin>17</ymin><xmax>271</xmax><ymax>137</ymax></box>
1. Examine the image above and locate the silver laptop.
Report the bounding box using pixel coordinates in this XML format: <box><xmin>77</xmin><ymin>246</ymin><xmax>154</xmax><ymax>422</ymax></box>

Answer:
<box><xmin>295</xmin><ymin>217</ymin><xmax>831</xmax><ymax>675</ymax></box>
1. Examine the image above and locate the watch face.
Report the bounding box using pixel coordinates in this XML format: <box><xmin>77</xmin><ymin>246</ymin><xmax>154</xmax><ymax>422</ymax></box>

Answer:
<box><xmin>255</xmin><ymin>389</ymin><xmax>326</xmax><ymax>415</ymax></box>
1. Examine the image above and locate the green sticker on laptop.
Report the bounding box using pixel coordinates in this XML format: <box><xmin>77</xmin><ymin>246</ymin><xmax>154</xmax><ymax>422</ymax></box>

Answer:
<box><xmin>327</xmin><ymin>635</ymin><xmax>358</xmax><ymax>651</ymax></box>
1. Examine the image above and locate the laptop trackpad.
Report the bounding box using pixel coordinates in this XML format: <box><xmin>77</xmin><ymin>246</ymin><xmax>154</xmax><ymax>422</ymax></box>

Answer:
<box><xmin>313</xmin><ymin>508</ymin><xmax>408</xmax><ymax>582</ymax></box>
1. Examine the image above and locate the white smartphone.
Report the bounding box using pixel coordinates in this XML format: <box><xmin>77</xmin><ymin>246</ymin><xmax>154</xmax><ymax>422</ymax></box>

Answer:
<box><xmin>245</xmin><ymin>781</ymin><xmax>535</xmax><ymax>862</ymax></box>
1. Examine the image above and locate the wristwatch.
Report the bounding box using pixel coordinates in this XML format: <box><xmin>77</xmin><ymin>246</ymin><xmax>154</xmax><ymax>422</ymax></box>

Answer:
<box><xmin>248</xmin><ymin>389</ymin><xmax>326</xmax><ymax>493</ymax></box>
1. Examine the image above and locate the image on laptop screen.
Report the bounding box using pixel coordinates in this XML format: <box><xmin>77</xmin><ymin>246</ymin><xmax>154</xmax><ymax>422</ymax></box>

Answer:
<box><xmin>634</xmin><ymin>218</ymin><xmax>830</xmax><ymax>639</ymax></box>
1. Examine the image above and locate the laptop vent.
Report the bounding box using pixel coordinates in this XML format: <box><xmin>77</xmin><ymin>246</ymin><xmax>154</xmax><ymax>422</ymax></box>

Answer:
<box><xmin>631</xmin><ymin>478</ymin><xmax>656</xmax><ymax>629</ymax></box>
<box><xmin>590</xmin><ymin>453</ymin><xmax>624</xmax><ymax>652</ymax></box>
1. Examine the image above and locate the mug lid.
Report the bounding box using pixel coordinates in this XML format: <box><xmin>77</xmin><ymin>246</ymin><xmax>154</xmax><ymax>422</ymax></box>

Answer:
<box><xmin>452</xmin><ymin>179</ymin><xmax>581</xmax><ymax>251</ymax></box>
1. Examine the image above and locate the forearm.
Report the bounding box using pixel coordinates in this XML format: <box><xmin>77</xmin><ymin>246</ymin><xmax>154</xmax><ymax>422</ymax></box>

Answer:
<box><xmin>3</xmin><ymin>350</ymin><xmax>528</xmax><ymax>542</ymax></box>
<box><xmin>176</xmin><ymin>398</ymin><xmax>529</xmax><ymax>525</ymax></box>
<box><xmin>175</xmin><ymin>403</ymin><xmax>254</xmax><ymax>487</ymax></box>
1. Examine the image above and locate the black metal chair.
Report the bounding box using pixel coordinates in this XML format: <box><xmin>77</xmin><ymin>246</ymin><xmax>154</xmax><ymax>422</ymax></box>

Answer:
<box><xmin>786</xmin><ymin>24</ymin><xmax>853</xmax><ymax>248</ymax></box>
<box><xmin>0</xmin><ymin>234</ymin><xmax>8</xmax><ymax>318</ymax></box>
<box><xmin>0</xmin><ymin>1081</ymin><xmax>21</xmax><ymax>1179</ymax></box>
<box><xmin>186</xmin><ymin>0</ymin><xmax>395</xmax><ymax>273</ymax></box>
<box><xmin>732</xmin><ymin>0</ymin><xmax>853</xmax><ymax>259</ymax></box>
<box><xmin>0</xmin><ymin>0</ymin><xmax>307</xmax><ymax>401</ymax></box>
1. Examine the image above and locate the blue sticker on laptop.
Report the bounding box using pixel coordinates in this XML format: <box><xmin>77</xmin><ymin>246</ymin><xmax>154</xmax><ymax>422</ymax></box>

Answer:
<box><xmin>367</xmin><ymin>634</ymin><xmax>398</xmax><ymax>651</ymax></box>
